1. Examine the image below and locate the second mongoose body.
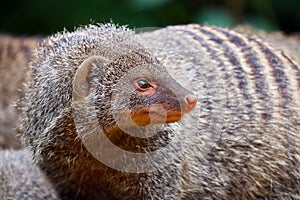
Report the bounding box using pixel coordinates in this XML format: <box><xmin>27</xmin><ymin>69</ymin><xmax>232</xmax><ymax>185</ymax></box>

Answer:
<box><xmin>0</xmin><ymin>35</ymin><xmax>40</xmax><ymax>149</ymax></box>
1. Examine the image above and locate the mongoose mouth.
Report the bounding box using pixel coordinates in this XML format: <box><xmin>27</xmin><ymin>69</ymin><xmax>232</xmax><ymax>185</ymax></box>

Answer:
<box><xmin>130</xmin><ymin>95</ymin><xmax>197</xmax><ymax>126</ymax></box>
<box><xmin>130</xmin><ymin>98</ymin><xmax>197</xmax><ymax>126</ymax></box>
<box><xmin>130</xmin><ymin>108</ymin><xmax>184</xmax><ymax>126</ymax></box>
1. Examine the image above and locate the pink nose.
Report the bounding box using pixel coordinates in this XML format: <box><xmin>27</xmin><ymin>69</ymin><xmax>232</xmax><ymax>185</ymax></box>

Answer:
<box><xmin>184</xmin><ymin>95</ymin><xmax>197</xmax><ymax>112</ymax></box>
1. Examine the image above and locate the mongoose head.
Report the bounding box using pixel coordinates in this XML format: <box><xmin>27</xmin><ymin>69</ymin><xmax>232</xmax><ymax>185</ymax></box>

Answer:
<box><xmin>24</xmin><ymin>24</ymin><xmax>198</xmax><ymax>152</ymax></box>
<box><xmin>72</xmin><ymin>51</ymin><xmax>197</xmax><ymax>132</ymax></box>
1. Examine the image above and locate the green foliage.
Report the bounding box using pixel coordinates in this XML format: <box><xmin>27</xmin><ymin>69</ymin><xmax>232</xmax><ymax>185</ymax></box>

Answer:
<box><xmin>128</xmin><ymin>0</ymin><xmax>172</xmax><ymax>10</ymax></box>
<box><xmin>194</xmin><ymin>7</ymin><xmax>234</xmax><ymax>27</ymax></box>
<box><xmin>0</xmin><ymin>0</ymin><xmax>298</xmax><ymax>35</ymax></box>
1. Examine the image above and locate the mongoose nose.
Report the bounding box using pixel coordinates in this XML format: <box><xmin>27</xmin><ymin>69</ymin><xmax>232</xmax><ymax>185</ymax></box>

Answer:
<box><xmin>184</xmin><ymin>95</ymin><xmax>197</xmax><ymax>113</ymax></box>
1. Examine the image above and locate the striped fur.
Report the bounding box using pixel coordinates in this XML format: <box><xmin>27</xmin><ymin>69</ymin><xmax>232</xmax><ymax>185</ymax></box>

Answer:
<box><xmin>143</xmin><ymin>24</ymin><xmax>300</xmax><ymax>122</ymax></box>
<box><xmin>139</xmin><ymin>24</ymin><xmax>300</xmax><ymax>199</ymax></box>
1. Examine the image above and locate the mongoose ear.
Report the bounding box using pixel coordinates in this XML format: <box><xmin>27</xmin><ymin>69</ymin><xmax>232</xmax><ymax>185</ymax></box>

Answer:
<box><xmin>72</xmin><ymin>56</ymin><xmax>110</xmax><ymax>102</ymax></box>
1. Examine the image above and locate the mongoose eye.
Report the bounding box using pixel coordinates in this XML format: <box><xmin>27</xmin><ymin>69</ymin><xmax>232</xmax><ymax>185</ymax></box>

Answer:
<box><xmin>137</xmin><ymin>79</ymin><xmax>152</xmax><ymax>89</ymax></box>
<box><xmin>134</xmin><ymin>79</ymin><xmax>156</xmax><ymax>94</ymax></box>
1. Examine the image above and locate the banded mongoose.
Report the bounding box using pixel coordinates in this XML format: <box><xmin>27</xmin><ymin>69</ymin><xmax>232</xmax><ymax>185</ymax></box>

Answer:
<box><xmin>0</xmin><ymin>35</ymin><xmax>41</xmax><ymax>149</ymax></box>
<box><xmin>17</xmin><ymin>23</ymin><xmax>300</xmax><ymax>199</ymax></box>
<box><xmin>0</xmin><ymin>26</ymin><xmax>299</xmax><ymax>151</ymax></box>
<box><xmin>0</xmin><ymin>149</ymin><xmax>59</xmax><ymax>199</ymax></box>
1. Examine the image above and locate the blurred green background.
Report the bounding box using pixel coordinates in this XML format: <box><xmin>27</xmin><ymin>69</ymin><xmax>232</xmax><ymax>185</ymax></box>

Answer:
<box><xmin>1</xmin><ymin>0</ymin><xmax>299</xmax><ymax>36</ymax></box>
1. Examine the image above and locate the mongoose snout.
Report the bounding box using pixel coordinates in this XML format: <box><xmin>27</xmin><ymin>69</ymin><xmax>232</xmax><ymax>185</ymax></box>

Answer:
<box><xmin>130</xmin><ymin>77</ymin><xmax>197</xmax><ymax>126</ymax></box>
<box><xmin>184</xmin><ymin>95</ymin><xmax>198</xmax><ymax>113</ymax></box>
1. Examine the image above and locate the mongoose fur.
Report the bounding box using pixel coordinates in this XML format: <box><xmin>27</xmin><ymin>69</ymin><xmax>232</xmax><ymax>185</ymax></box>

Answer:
<box><xmin>235</xmin><ymin>25</ymin><xmax>300</xmax><ymax>64</ymax></box>
<box><xmin>1</xmin><ymin>23</ymin><xmax>299</xmax><ymax>199</ymax></box>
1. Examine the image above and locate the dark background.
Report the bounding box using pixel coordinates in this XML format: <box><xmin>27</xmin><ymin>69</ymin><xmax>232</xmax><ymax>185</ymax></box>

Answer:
<box><xmin>1</xmin><ymin>0</ymin><xmax>299</xmax><ymax>36</ymax></box>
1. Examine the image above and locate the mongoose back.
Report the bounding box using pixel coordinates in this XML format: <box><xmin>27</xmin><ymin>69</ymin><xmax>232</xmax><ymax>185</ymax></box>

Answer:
<box><xmin>0</xmin><ymin>35</ymin><xmax>41</xmax><ymax>149</ymax></box>
<box><xmin>140</xmin><ymin>24</ymin><xmax>300</xmax><ymax>199</ymax></box>
<box><xmin>235</xmin><ymin>25</ymin><xmax>300</xmax><ymax>64</ymax></box>
<box><xmin>19</xmin><ymin>24</ymin><xmax>300</xmax><ymax>199</ymax></box>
